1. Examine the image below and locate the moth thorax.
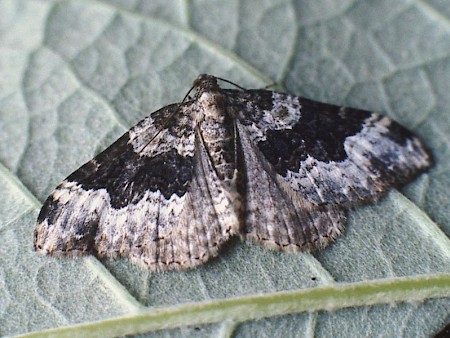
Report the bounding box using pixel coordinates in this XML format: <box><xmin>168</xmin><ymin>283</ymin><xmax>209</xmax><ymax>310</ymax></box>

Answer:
<box><xmin>197</xmin><ymin>92</ymin><xmax>228</xmax><ymax>119</ymax></box>
<box><xmin>197</xmin><ymin>98</ymin><xmax>236</xmax><ymax>181</ymax></box>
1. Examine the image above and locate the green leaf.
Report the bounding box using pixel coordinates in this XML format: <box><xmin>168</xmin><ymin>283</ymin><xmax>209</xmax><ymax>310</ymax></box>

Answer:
<box><xmin>1</xmin><ymin>0</ymin><xmax>450</xmax><ymax>337</ymax></box>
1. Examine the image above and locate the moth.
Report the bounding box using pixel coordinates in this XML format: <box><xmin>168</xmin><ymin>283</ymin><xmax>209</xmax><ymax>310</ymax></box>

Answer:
<box><xmin>35</xmin><ymin>74</ymin><xmax>432</xmax><ymax>271</ymax></box>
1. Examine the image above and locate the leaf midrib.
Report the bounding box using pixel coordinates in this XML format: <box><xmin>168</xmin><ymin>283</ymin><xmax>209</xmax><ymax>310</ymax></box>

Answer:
<box><xmin>17</xmin><ymin>273</ymin><xmax>450</xmax><ymax>338</ymax></box>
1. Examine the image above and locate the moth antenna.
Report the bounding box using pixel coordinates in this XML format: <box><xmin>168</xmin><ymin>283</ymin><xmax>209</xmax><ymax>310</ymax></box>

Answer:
<box><xmin>263</xmin><ymin>81</ymin><xmax>278</xmax><ymax>90</ymax></box>
<box><xmin>137</xmin><ymin>83</ymin><xmax>197</xmax><ymax>154</ymax></box>
<box><xmin>216</xmin><ymin>76</ymin><xmax>276</xmax><ymax>91</ymax></box>
<box><xmin>215</xmin><ymin>76</ymin><xmax>247</xmax><ymax>91</ymax></box>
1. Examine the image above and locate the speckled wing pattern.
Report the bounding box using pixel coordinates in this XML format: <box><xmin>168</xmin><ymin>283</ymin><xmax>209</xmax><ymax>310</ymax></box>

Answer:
<box><xmin>35</xmin><ymin>101</ymin><xmax>240</xmax><ymax>271</ymax></box>
<box><xmin>35</xmin><ymin>74</ymin><xmax>432</xmax><ymax>271</ymax></box>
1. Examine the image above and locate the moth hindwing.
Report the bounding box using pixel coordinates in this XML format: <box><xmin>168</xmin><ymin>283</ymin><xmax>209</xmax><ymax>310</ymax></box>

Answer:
<box><xmin>35</xmin><ymin>74</ymin><xmax>432</xmax><ymax>271</ymax></box>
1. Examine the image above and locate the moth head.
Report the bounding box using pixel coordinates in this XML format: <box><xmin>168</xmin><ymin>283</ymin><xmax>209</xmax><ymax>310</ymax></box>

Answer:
<box><xmin>192</xmin><ymin>74</ymin><xmax>220</xmax><ymax>93</ymax></box>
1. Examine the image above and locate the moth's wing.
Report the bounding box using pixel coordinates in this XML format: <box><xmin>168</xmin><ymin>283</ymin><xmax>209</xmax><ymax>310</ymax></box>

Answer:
<box><xmin>236</xmin><ymin>121</ymin><xmax>345</xmax><ymax>251</ymax></box>
<box><xmin>228</xmin><ymin>89</ymin><xmax>432</xmax><ymax>207</ymax></box>
<box><xmin>35</xmin><ymin>104</ymin><xmax>239</xmax><ymax>271</ymax></box>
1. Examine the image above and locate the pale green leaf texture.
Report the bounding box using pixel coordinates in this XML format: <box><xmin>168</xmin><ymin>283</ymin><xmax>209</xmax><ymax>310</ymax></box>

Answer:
<box><xmin>1</xmin><ymin>0</ymin><xmax>450</xmax><ymax>337</ymax></box>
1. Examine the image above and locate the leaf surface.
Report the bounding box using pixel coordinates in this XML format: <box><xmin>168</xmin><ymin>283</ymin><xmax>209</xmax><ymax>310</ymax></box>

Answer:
<box><xmin>1</xmin><ymin>0</ymin><xmax>450</xmax><ymax>336</ymax></box>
